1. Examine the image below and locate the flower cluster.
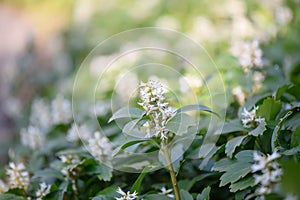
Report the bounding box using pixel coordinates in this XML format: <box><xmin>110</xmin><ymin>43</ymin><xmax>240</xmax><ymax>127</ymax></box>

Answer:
<box><xmin>231</xmin><ymin>40</ymin><xmax>263</xmax><ymax>72</ymax></box>
<box><xmin>0</xmin><ymin>180</ymin><xmax>7</xmax><ymax>193</ymax></box>
<box><xmin>36</xmin><ymin>182</ymin><xmax>51</xmax><ymax>200</ymax></box>
<box><xmin>21</xmin><ymin>94</ymin><xmax>73</xmax><ymax>150</ymax></box>
<box><xmin>88</xmin><ymin>131</ymin><xmax>112</xmax><ymax>161</ymax></box>
<box><xmin>20</xmin><ymin>126</ymin><xmax>45</xmax><ymax>150</ymax></box>
<box><xmin>115</xmin><ymin>187</ymin><xmax>138</xmax><ymax>200</ymax></box>
<box><xmin>6</xmin><ymin>162</ymin><xmax>30</xmax><ymax>190</ymax></box>
<box><xmin>251</xmin><ymin>151</ymin><xmax>282</xmax><ymax>196</ymax></box>
<box><xmin>59</xmin><ymin>155</ymin><xmax>80</xmax><ymax>164</ymax></box>
<box><xmin>138</xmin><ymin>80</ymin><xmax>176</xmax><ymax>140</ymax></box>
<box><xmin>30</xmin><ymin>98</ymin><xmax>52</xmax><ymax>131</ymax></box>
<box><xmin>241</xmin><ymin>106</ymin><xmax>265</xmax><ymax>128</ymax></box>
<box><xmin>51</xmin><ymin>94</ymin><xmax>72</xmax><ymax>125</ymax></box>
<box><xmin>67</xmin><ymin>123</ymin><xmax>91</xmax><ymax>142</ymax></box>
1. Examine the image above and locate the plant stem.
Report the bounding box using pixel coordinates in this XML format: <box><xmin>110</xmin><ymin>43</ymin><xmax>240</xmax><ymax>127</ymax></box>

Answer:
<box><xmin>162</xmin><ymin>140</ymin><xmax>180</xmax><ymax>200</ymax></box>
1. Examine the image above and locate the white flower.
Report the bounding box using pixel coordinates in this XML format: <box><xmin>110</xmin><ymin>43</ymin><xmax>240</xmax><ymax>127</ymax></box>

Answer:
<box><xmin>0</xmin><ymin>179</ymin><xmax>8</xmax><ymax>193</ymax></box>
<box><xmin>138</xmin><ymin>80</ymin><xmax>176</xmax><ymax>140</ymax></box>
<box><xmin>51</xmin><ymin>94</ymin><xmax>72</xmax><ymax>125</ymax></box>
<box><xmin>115</xmin><ymin>72</ymin><xmax>139</xmax><ymax>101</ymax></box>
<box><xmin>30</xmin><ymin>98</ymin><xmax>52</xmax><ymax>131</ymax></box>
<box><xmin>20</xmin><ymin>126</ymin><xmax>45</xmax><ymax>150</ymax></box>
<box><xmin>275</xmin><ymin>6</ymin><xmax>292</xmax><ymax>25</ymax></box>
<box><xmin>67</xmin><ymin>123</ymin><xmax>91</xmax><ymax>142</ymax></box>
<box><xmin>159</xmin><ymin>187</ymin><xmax>175</xmax><ymax>198</ymax></box>
<box><xmin>251</xmin><ymin>151</ymin><xmax>282</xmax><ymax>196</ymax></box>
<box><xmin>88</xmin><ymin>132</ymin><xmax>112</xmax><ymax>161</ymax></box>
<box><xmin>241</xmin><ymin>106</ymin><xmax>265</xmax><ymax>128</ymax></box>
<box><xmin>231</xmin><ymin>40</ymin><xmax>263</xmax><ymax>72</ymax></box>
<box><xmin>6</xmin><ymin>162</ymin><xmax>30</xmax><ymax>190</ymax></box>
<box><xmin>115</xmin><ymin>187</ymin><xmax>138</xmax><ymax>200</ymax></box>
<box><xmin>59</xmin><ymin>155</ymin><xmax>80</xmax><ymax>164</ymax></box>
<box><xmin>232</xmin><ymin>86</ymin><xmax>246</xmax><ymax>105</ymax></box>
<box><xmin>94</xmin><ymin>101</ymin><xmax>110</xmax><ymax>117</ymax></box>
<box><xmin>179</xmin><ymin>74</ymin><xmax>203</xmax><ymax>93</ymax></box>
<box><xmin>36</xmin><ymin>182</ymin><xmax>51</xmax><ymax>199</ymax></box>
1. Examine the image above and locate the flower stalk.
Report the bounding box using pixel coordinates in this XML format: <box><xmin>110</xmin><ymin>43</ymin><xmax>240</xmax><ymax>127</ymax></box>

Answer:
<box><xmin>162</xmin><ymin>140</ymin><xmax>180</xmax><ymax>200</ymax></box>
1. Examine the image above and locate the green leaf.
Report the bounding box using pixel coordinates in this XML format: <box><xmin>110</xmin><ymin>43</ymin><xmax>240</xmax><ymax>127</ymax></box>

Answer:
<box><xmin>282</xmin><ymin>146</ymin><xmax>300</xmax><ymax>156</ymax></box>
<box><xmin>32</xmin><ymin>169</ymin><xmax>64</xmax><ymax>180</ymax></box>
<box><xmin>285</xmin><ymin>111</ymin><xmax>300</xmax><ymax>130</ymax></box>
<box><xmin>122</xmin><ymin>119</ymin><xmax>141</xmax><ymax>135</ymax></box>
<box><xmin>131</xmin><ymin>167</ymin><xmax>149</xmax><ymax>194</ymax></box>
<box><xmin>281</xmin><ymin>160</ymin><xmax>300</xmax><ymax>197</ymax></box>
<box><xmin>275</xmin><ymin>84</ymin><xmax>292</xmax><ymax>100</ymax></box>
<box><xmin>222</xmin><ymin>120</ymin><xmax>247</xmax><ymax>134</ymax></box>
<box><xmin>165</xmin><ymin>113</ymin><xmax>196</xmax><ymax>135</ymax></box>
<box><xmin>212</xmin><ymin>158</ymin><xmax>235</xmax><ymax>172</ymax></box>
<box><xmin>248</xmin><ymin>120</ymin><xmax>266</xmax><ymax>137</ymax></box>
<box><xmin>197</xmin><ymin>186</ymin><xmax>211</xmax><ymax>200</ymax></box>
<box><xmin>291</xmin><ymin>125</ymin><xmax>300</xmax><ymax>148</ymax></box>
<box><xmin>96</xmin><ymin>185</ymin><xmax>119</xmax><ymax>197</ymax></box>
<box><xmin>271</xmin><ymin>111</ymin><xmax>293</xmax><ymax>150</ymax></box>
<box><xmin>235</xmin><ymin>150</ymin><xmax>255</xmax><ymax>162</ymax></box>
<box><xmin>108</xmin><ymin>107</ymin><xmax>145</xmax><ymax>123</ymax></box>
<box><xmin>144</xmin><ymin>194</ymin><xmax>173</xmax><ymax>200</ymax></box>
<box><xmin>0</xmin><ymin>194</ymin><xmax>26</xmax><ymax>200</ymax></box>
<box><xmin>225</xmin><ymin>135</ymin><xmax>247</xmax><ymax>158</ymax></box>
<box><xmin>176</xmin><ymin>104</ymin><xmax>219</xmax><ymax>117</ymax></box>
<box><xmin>180</xmin><ymin>189</ymin><xmax>193</xmax><ymax>200</ymax></box>
<box><xmin>97</xmin><ymin>164</ymin><xmax>113</xmax><ymax>181</ymax></box>
<box><xmin>178</xmin><ymin>173</ymin><xmax>215</xmax><ymax>191</ymax></box>
<box><xmin>92</xmin><ymin>195</ymin><xmax>113</xmax><ymax>200</ymax></box>
<box><xmin>113</xmin><ymin>139</ymin><xmax>148</xmax><ymax>156</ymax></box>
<box><xmin>56</xmin><ymin>148</ymin><xmax>88</xmax><ymax>156</ymax></box>
<box><xmin>229</xmin><ymin>176</ymin><xmax>255</xmax><ymax>192</ymax></box>
<box><xmin>219</xmin><ymin>162</ymin><xmax>252</xmax><ymax>186</ymax></box>
<box><xmin>256</xmin><ymin>98</ymin><xmax>282</xmax><ymax>121</ymax></box>
<box><xmin>199</xmin><ymin>145</ymin><xmax>223</xmax><ymax>170</ymax></box>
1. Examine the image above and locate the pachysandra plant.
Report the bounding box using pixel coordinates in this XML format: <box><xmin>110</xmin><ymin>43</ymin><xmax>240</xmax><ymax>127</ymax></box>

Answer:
<box><xmin>0</xmin><ymin>2</ymin><xmax>300</xmax><ymax>199</ymax></box>
<box><xmin>109</xmin><ymin>79</ymin><xmax>217</xmax><ymax>200</ymax></box>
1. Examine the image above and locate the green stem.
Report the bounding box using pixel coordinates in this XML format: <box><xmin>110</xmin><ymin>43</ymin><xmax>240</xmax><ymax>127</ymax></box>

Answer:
<box><xmin>162</xmin><ymin>140</ymin><xmax>180</xmax><ymax>200</ymax></box>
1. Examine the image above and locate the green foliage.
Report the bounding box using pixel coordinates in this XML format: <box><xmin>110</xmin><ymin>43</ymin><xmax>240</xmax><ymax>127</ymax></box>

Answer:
<box><xmin>196</xmin><ymin>186</ymin><xmax>211</xmax><ymax>200</ymax></box>
<box><xmin>1</xmin><ymin>1</ymin><xmax>299</xmax><ymax>200</ymax></box>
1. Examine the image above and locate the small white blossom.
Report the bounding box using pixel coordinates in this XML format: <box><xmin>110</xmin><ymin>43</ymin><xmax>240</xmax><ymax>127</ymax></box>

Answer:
<box><xmin>275</xmin><ymin>6</ymin><xmax>292</xmax><ymax>25</ymax></box>
<box><xmin>51</xmin><ymin>94</ymin><xmax>72</xmax><ymax>125</ymax></box>
<box><xmin>241</xmin><ymin>106</ymin><xmax>265</xmax><ymax>128</ymax></box>
<box><xmin>0</xmin><ymin>179</ymin><xmax>8</xmax><ymax>193</ymax></box>
<box><xmin>20</xmin><ymin>126</ymin><xmax>45</xmax><ymax>150</ymax></box>
<box><xmin>6</xmin><ymin>162</ymin><xmax>30</xmax><ymax>190</ymax></box>
<box><xmin>179</xmin><ymin>74</ymin><xmax>203</xmax><ymax>93</ymax></box>
<box><xmin>251</xmin><ymin>151</ymin><xmax>282</xmax><ymax>197</ymax></box>
<box><xmin>232</xmin><ymin>86</ymin><xmax>246</xmax><ymax>105</ymax></box>
<box><xmin>88</xmin><ymin>132</ymin><xmax>112</xmax><ymax>161</ymax></box>
<box><xmin>115</xmin><ymin>187</ymin><xmax>138</xmax><ymax>200</ymax></box>
<box><xmin>253</xmin><ymin>71</ymin><xmax>265</xmax><ymax>91</ymax></box>
<box><xmin>30</xmin><ymin>98</ymin><xmax>52</xmax><ymax>131</ymax></box>
<box><xmin>59</xmin><ymin>155</ymin><xmax>80</xmax><ymax>164</ymax></box>
<box><xmin>67</xmin><ymin>123</ymin><xmax>91</xmax><ymax>142</ymax></box>
<box><xmin>159</xmin><ymin>187</ymin><xmax>175</xmax><ymax>198</ymax></box>
<box><xmin>94</xmin><ymin>101</ymin><xmax>110</xmax><ymax>117</ymax></box>
<box><xmin>231</xmin><ymin>40</ymin><xmax>263</xmax><ymax>72</ymax></box>
<box><xmin>115</xmin><ymin>72</ymin><xmax>139</xmax><ymax>101</ymax></box>
<box><xmin>36</xmin><ymin>182</ymin><xmax>51</xmax><ymax>200</ymax></box>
